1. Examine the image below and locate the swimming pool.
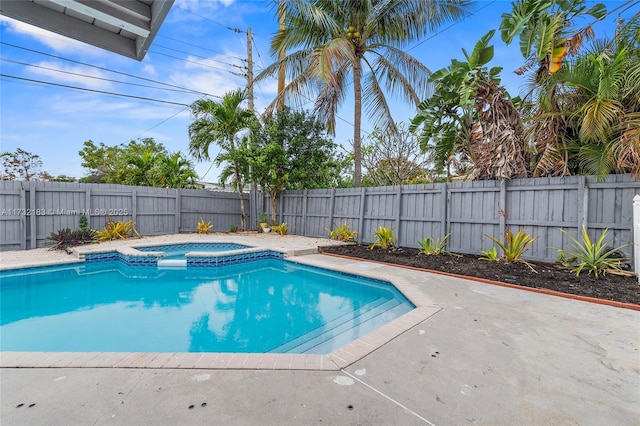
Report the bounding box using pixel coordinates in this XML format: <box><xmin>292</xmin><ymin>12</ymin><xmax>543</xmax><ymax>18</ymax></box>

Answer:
<box><xmin>134</xmin><ymin>242</ymin><xmax>250</xmax><ymax>259</ymax></box>
<box><xmin>0</xmin><ymin>258</ymin><xmax>414</xmax><ymax>354</ymax></box>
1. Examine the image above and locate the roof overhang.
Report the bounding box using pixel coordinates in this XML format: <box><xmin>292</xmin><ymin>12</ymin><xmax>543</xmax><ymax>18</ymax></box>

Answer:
<box><xmin>0</xmin><ymin>0</ymin><xmax>174</xmax><ymax>61</ymax></box>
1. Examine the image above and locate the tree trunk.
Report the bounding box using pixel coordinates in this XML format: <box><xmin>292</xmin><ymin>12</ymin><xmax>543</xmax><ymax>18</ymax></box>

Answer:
<box><xmin>353</xmin><ymin>58</ymin><xmax>363</xmax><ymax>187</ymax></box>
<box><xmin>270</xmin><ymin>190</ymin><xmax>277</xmax><ymax>225</ymax></box>
<box><xmin>235</xmin><ymin>166</ymin><xmax>247</xmax><ymax>230</ymax></box>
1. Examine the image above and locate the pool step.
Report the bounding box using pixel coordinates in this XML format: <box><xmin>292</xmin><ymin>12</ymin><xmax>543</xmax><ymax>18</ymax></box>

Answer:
<box><xmin>157</xmin><ymin>259</ymin><xmax>187</xmax><ymax>269</ymax></box>
<box><xmin>305</xmin><ymin>303</ymin><xmax>411</xmax><ymax>354</ymax></box>
<box><xmin>269</xmin><ymin>298</ymin><xmax>410</xmax><ymax>354</ymax></box>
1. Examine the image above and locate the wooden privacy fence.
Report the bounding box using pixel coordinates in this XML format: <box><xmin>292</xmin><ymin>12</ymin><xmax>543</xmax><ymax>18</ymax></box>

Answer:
<box><xmin>0</xmin><ymin>181</ymin><xmax>242</xmax><ymax>251</ymax></box>
<box><xmin>264</xmin><ymin>174</ymin><xmax>639</xmax><ymax>264</ymax></box>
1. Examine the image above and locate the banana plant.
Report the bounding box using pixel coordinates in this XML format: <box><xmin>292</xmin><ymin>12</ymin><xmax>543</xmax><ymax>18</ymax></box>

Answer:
<box><xmin>499</xmin><ymin>0</ymin><xmax>606</xmax><ymax>77</ymax></box>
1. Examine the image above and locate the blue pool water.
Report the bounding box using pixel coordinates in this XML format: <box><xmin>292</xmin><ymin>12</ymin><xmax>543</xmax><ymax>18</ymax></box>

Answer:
<box><xmin>0</xmin><ymin>259</ymin><xmax>413</xmax><ymax>354</ymax></box>
<box><xmin>135</xmin><ymin>242</ymin><xmax>250</xmax><ymax>259</ymax></box>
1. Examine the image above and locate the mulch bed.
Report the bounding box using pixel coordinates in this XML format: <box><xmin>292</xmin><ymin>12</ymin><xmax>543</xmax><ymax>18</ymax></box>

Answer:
<box><xmin>321</xmin><ymin>244</ymin><xmax>640</xmax><ymax>307</ymax></box>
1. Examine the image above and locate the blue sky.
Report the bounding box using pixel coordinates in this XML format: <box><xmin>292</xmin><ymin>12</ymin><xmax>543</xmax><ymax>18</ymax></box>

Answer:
<box><xmin>0</xmin><ymin>0</ymin><xmax>635</xmax><ymax>181</ymax></box>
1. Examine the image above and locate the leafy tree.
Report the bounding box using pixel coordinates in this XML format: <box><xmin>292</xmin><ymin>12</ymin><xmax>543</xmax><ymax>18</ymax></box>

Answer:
<box><xmin>1</xmin><ymin>148</ymin><xmax>49</xmax><ymax>180</ymax></box>
<box><xmin>50</xmin><ymin>175</ymin><xmax>77</xmax><ymax>183</ymax></box>
<box><xmin>78</xmin><ymin>138</ymin><xmax>198</xmax><ymax>187</ymax></box>
<box><xmin>258</xmin><ymin>0</ymin><xmax>472</xmax><ymax>187</ymax></box>
<box><xmin>361</xmin><ymin>122</ymin><xmax>432</xmax><ymax>186</ymax></box>
<box><xmin>247</xmin><ymin>107</ymin><xmax>341</xmax><ymax>222</ymax></box>
<box><xmin>188</xmin><ymin>89</ymin><xmax>257</xmax><ymax>230</ymax></box>
<box><xmin>78</xmin><ymin>140</ymin><xmax>123</xmax><ymax>183</ymax></box>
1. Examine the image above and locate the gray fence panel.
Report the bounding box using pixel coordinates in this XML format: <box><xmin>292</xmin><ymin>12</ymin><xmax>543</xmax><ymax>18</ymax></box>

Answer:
<box><xmin>0</xmin><ymin>181</ymin><xmax>24</xmax><ymax>250</ymax></box>
<box><xmin>179</xmin><ymin>190</ymin><xmax>242</xmax><ymax>233</ymax></box>
<box><xmin>0</xmin><ymin>181</ymin><xmax>242</xmax><ymax>251</ymax></box>
<box><xmin>276</xmin><ymin>174</ymin><xmax>639</xmax><ymax>268</ymax></box>
<box><xmin>3</xmin><ymin>176</ymin><xmax>638</xmax><ymax>270</ymax></box>
<box><xmin>304</xmin><ymin>189</ymin><xmax>333</xmax><ymax>237</ymax></box>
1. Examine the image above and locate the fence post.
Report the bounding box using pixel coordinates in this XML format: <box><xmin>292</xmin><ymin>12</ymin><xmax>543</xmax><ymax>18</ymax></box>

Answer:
<box><xmin>302</xmin><ymin>189</ymin><xmax>308</xmax><ymax>236</ymax></box>
<box><xmin>499</xmin><ymin>180</ymin><xmax>506</xmax><ymax>237</ymax></box>
<box><xmin>30</xmin><ymin>183</ymin><xmax>36</xmax><ymax>249</ymax></box>
<box><xmin>20</xmin><ymin>184</ymin><xmax>26</xmax><ymax>250</ymax></box>
<box><xmin>395</xmin><ymin>186</ymin><xmax>402</xmax><ymax>245</ymax></box>
<box><xmin>175</xmin><ymin>190</ymin><xmax>181</xmax><ymax>234</ymax></box>
<box><xmin>441</xmin><ymin>183</ymin><xmax>448</xmax><ymax>238</ymax></box>
<box><xmin>633</xmin><ymin>194</ymin><xmax>640</xmax><ymax>281</ymax></box>
<box><xmin>328</xmin><ymin>188</ymin><xmax>335</xmax><ymax>230</ymax></box>
<box><xmin>577</xmin><ymin>176</ymin><xmax>588</xmax><ymax>231</ymax></box>
<box><xmin>358</xmin><ymin>187</ymin><xmax>366</xmax><ymax>243</ymax></box>
<box><xmin>131</xmin><ymin>188</ymin><xmax>137</xmax><ymax>226</ymax></box>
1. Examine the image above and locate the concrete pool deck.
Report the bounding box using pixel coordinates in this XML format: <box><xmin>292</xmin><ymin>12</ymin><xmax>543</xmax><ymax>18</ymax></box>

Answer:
<box><xmin>1</xmin><ymin>234</ymin><xmax>639</xmax><ymax>424</ymax></box>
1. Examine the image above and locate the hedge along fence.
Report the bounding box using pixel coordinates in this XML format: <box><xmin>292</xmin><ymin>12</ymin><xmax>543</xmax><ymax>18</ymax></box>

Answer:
<box><xmin>0</xmin><ymin>181</ymin><xmax>243</xmax><ymax>251</ymax></box>
<box><xmin>262</xmin><ymin>174</ymin><xmax>639</xmax><ymax>267</ymax></box>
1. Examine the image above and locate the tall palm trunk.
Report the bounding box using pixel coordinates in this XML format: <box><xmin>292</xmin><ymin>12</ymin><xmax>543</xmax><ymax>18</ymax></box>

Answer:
<box><xmin>353</xmin><ymin>58</ymin><xmax>363</xmax><ymax>187</ymax></box>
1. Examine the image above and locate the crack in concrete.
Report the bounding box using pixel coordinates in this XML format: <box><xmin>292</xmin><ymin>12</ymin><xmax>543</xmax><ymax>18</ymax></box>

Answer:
<box><xmin>341</xmin><ymin>369</ymin><xmax>436</xmax><ymax>425</ymax></box>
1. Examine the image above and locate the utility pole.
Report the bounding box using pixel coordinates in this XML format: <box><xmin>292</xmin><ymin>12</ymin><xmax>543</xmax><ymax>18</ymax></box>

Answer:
<box><xmin>247</xmin><ymin>27</ymin><xmax>254</xmax><ymax>112</ymax></box>
<box><xmin>277</xmin><ymin>0</ymin><xmax>286</xmax><ymax>110</ymax></box>
<box><xmin>245</xmin><ymin>27</ymin><xmax>258</xmax><ymax>227</ymax></box>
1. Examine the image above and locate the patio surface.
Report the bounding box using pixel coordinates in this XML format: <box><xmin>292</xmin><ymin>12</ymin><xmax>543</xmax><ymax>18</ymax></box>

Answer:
<box><xmin>1</xmin><ymin>234</ymin><xmax>639</xmax><ymax>425</ymax></box>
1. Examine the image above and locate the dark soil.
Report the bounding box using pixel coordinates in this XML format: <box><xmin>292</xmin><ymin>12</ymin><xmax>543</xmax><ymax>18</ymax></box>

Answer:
<box><xmin>321</xmin><ymin>244</ymin><xmax>640</xmax><ymax>306</ymax></box>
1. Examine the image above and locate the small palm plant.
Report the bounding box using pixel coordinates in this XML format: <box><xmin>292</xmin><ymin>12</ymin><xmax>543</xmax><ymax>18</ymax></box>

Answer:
<box><xmin>555</xmin><ymin>227</ymin><xmax>633</xmax><ymax>278</ymax></box>
<box><xmin>326</xmin><ymin>221</ymin><xmax>357</xmax><ymax>242</ymax></box>
<box><xmin>417</xmin><ymin>233</ymin><xmax>459</xmax><ymax>256</ymax></box>
<box><xmin>485</xmin><ymin>228</ymin><xmax>537</xmax><ymax>263</ymax></box>
<box><xmin>370</xmin><ymin>226</ymin><xmax>395</xmax><ymax>250</ymax></box>
<box><xmin>479</xmin><ymin>246</ymin><xmax>499</xmax><ymax>261</ymax></box>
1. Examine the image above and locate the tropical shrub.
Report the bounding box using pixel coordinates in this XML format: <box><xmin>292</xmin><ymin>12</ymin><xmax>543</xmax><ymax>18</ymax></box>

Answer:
<box><xmin>272</xmin><ymin>223</ymin><xmax>289</xmax><ymax>235</ymax></box>
<box><xmin>485</xmin><ymin>228</ymin><xmax>537</xmax><ymax>262</ymax></box>
<box><xmin>370</xmin><ymin>226</ymin><xmax>395</xmax><ymax>250</ymax></box>
<box><xmin>47</xmin><ymin>227</ymin><xmax>96</xmax><ymax>251</ymax></box>
<box><xmin>197</xmin><ymin>218</ymin><xmax>213</xmax><ymax>234</ymax></box>
<box><xmin>95</xmin><ymin>219</ymin><xmax>140</xmax><ymax>241</ymax></box>
<box><xmin>479</xmin><ymin>246</ymin><xmax>499</xmax><ymax>261</ymax></box>
<box><xmin>555</xmin><ymin>227</ymin><xmax>633</xmax><ymax>278</ymax></box>
<box><xmin>327</xmin><ymin>221</ymin><xmax>357</xmax><ymax>242</ymax></box>
<box><xmin>417</xmin><ymin>233</ymin><xmax>457</xmax><ymax>256</ymax></box>
<box><xmin>229</xmin><ymin>225</ymin><xmax>238</xmax><ymax>233</ymax></box>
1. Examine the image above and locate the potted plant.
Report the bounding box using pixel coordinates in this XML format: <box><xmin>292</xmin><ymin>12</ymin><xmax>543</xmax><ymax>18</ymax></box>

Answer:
<box><xmin>258</xmin><ymin>213</ymin><xmax>270</xmax><ymax>233</ymax></box>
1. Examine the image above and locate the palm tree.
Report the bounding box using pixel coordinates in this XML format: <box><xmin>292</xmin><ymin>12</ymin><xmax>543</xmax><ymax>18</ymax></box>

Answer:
<box><xmin>499</xmin><ymin>0</ymin><xmax>608</xmax><ymax>177</ymax></box>
<box><xmin>152</xmin><ymin>152</ymin><xmax>199</xmax><ymax>188</ymax></box>
<box><xmin>188</xmin><ymin>90</ymin><xmax>256</xmax><ymax>230</ymax></box>
<box><xmin>258</xmin><ymin>0</ymin><xmax>472</xmax><ymax>187</ymax></box>
<box><xmin>552</xmin><ymin>18</ymin><xmax>640</xmax><ymax>177</ymax></box>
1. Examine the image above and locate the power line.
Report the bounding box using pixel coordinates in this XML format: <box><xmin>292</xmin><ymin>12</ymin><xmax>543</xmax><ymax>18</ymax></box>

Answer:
<box><xmin>0</xmin><ymin>74</ymin><xmax>191</xmax><ymax>106</ymax></box>
<box><xmin>408</xmin><ymin>0</ymin><xmax>497</xmax><ymax>52</ymax></box>
<box><xmin>0</xmin><ymin>42</ymin><xmax>218</xmax><ymax>97</ymax></box>
<box><xmin>148</xmin><ymin>49</ymin><xmax>246</xmax><ymax>76</ymax></box>
<box><xmin>173</xmin><ymin>5</ymin><xmax>246</xmax><ymax>34</ymax></box>
<box><xmin>157</xmin><ymin>34</ymin><xmax>246</xmax><ymax>62</ymax></box>
<box><xmin>0</xmin><ymin>57</ymin><xmax>208</xmax><ymax>95</ymax></box>
<box><xmin>153</xmin><ymin>44</ymin><xmax>246</xmax><ymax>70</ymax></box>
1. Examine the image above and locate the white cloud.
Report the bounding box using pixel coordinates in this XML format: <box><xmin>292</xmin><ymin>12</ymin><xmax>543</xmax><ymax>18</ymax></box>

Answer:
<box><xmin>0</xmin><ymin>16</ymin><xmax>105</xmax><ymax>57</ymax></box>
<box><xmin>174</xmin><ymin>0</ymin><xmax>236</xmax><ymax>13</ymax></box>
